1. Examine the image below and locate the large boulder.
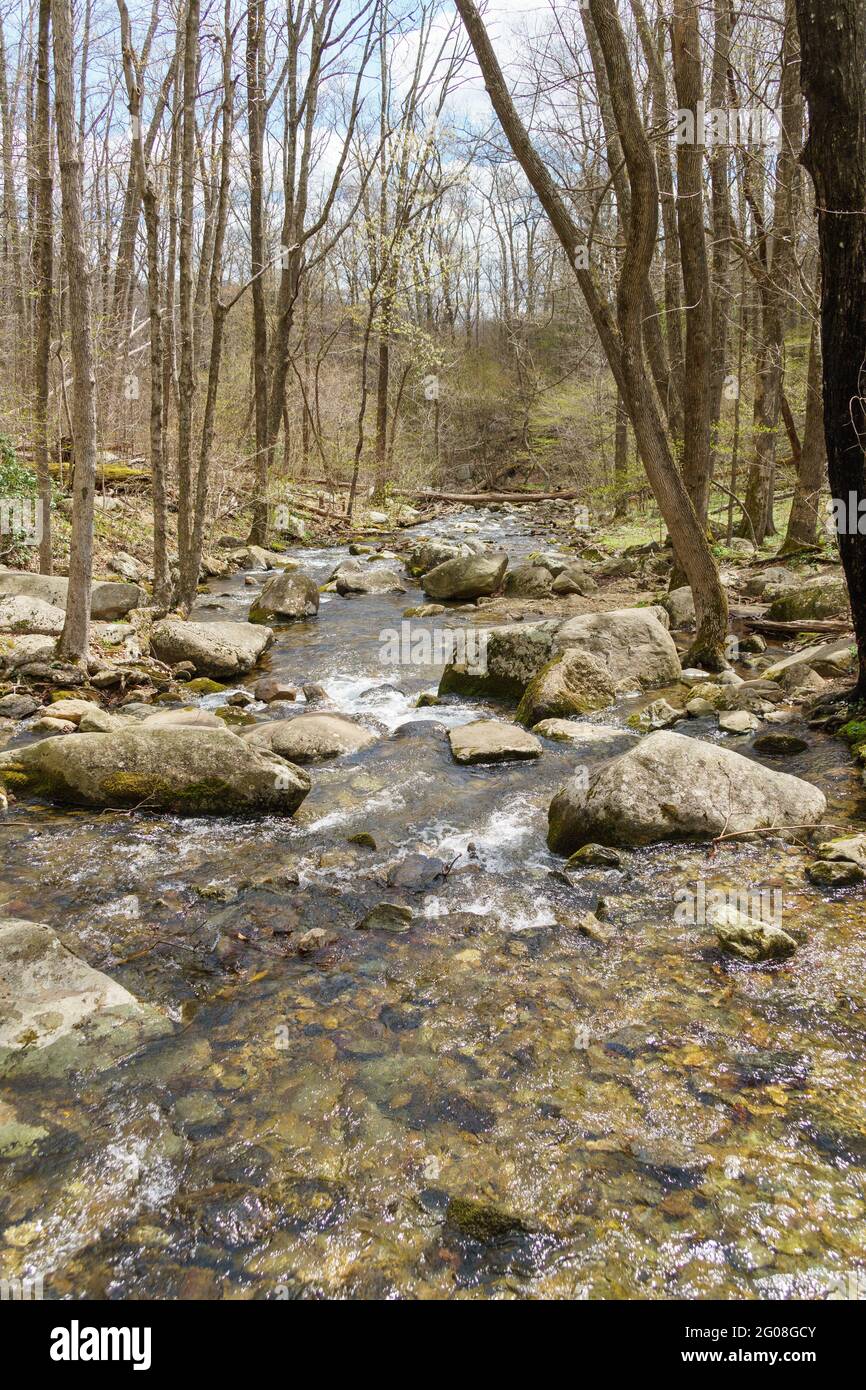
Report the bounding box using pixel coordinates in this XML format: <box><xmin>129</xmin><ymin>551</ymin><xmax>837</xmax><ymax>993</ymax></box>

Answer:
<box><xmin>553</xmin><ymin>606</ymin><xmax>682</xmax><ymax>690</ymax></box>
<box><xmin>516</xmin><ymin>649</ymin><xmax>617</xmax><ymax>725</ymax></box>
<box><xmin>333</xmin><ymin>561</ymin><xmax>405</xmax><ymax>595</ymax></box>
<box><xmin>765</xmin><ymin>576</ymin><xmax>850</xmax><ymax>622</ymax></box>
<box><xmin>662</xmin><ymin>586</ymin><xmax>696</xmax><ymax>630</ymax></box>
<box><xmin>763</xmin><ymin>638</ymin><xmax>856</xmax><ymax>684</ymax></box>
<box><xmin>0</xmin><ymin>571</ymin><xmax>143</xmax><ymax>620</ymax></box>
<box><xmin>243</xmin><ymin>713</ymin><xmax>377</xmax><ymax>763</ymax></box>
<box><xmin>0</xmin><ymin>594</ymin><xmax>67</xmax><ymax>635</ymax></box>
<box><xmin>150</xmin><ymin>617</ymin><xmax>273</xmax><ymax>677</ymax></box>
<box><xmin>503</xmin><ymin>565</ymin><xmax>553</xmax><ymax>598</ymax></box>
<box><xmin>439</xmin><ymin>620</ymin><xmax>558</xmax><ymax>699</ymax></box>
<box><xmin>141</xmin><ymin>708</ymin><xmax>224</xmax><ymax>730</ymax></box>
<box><xmin>0</xmin><ymin>726</ymin><xmax>310</xmax><ymax>814</ymax></box>
<box><xmin>406</xmin><ymin>540</ymin><xmax>464</xmax><ymax>574</ymax></box>
<box><xmin>0</xmin><ymin>918</ymin><xmax>172</xmax><ymax>1079</ymax></box>
<box><xmin>551</xmin><ymin>564</ymin><xmax>597</xmax><ymax>597</ymax></box>
<box><xmin>422</xmin><ymin>551</ymin><xmax>508</xmax><ymax>602</ymax></box>
<box><xmin>249</xmin><ymin>569</ymin><xmax>319</xmax><ymax>623</ymax></box>
<box><xmin>448</xmin><ymin>719</ymin><xmax>542</xmax><ymax>764</ymax></box>
<box><xmin>547</xmin><ymin>729</ymin><xmax>827</xmax><ymax>854</ymax></box>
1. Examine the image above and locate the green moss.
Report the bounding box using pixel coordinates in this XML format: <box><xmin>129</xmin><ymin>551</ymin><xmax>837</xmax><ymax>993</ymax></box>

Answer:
<box><xmin>100</xmin><ymin>772</ymin><xmax>173</xmax><ymax>806</ymax></box>
<box><xmin>445</xmin><ymin>1196</ymin><xmax>526</xmax><ymax>1242</ymax></box>
<box><xmin>838</xmin><ymin>720</ymin><xmax>866</xmax><ymax>747</ymax></box>
<box><xmin>180</xmin><ymin>778</ymin><xmax>238</xmax><ymax>812</ymax></box>
<box><xmin>183</xmin><ymin>678</ymin><xmax>227</xmax><ymax>695</ymax></box>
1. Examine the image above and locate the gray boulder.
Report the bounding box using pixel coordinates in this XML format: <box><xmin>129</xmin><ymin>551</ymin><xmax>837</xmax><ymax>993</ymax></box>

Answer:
<box><xmin>0</xmin><ymin>595</ymin><xmax>66</xmax><ymax>635</ymax></box>
<box><xmin>249</xmin><ymin>569</ymin><xmax>319</xmax><ymax>622</ymax></box>
<box><xmin>0</xmin><ymin>726</ymin><xmax>310</xmax><ymax>814</ymax></box>
<box><xmin>243</xmin><ymin>713</ymin><xmax>377</xmax><ymax>763</ymax></box>
<box><xmin>150</xmin><ymin>617</ymin><xmax>273</xmax><ymax>676</ymax></box>
<box><xmin>554</xmin><ymin>606</ymin><xmax>682</xmax><ymax>690</ymax></box>
<box><xmin>0</xmin><ymin>571</ymin><xmax>143</xmax><ymax>620</ymax></box>
<box><xmin>551</xmin><ymin>564</ymin><xmax>597</xmax><ymax>597</ymax></box>
<box><xmin>662</xmin><ymin>586</ymin><xmax>696</xmax><ymax>630</ymax></box>
<box><xmin>422</xmin><ymin>551</ymin><xmax>508</xmax><ymax>602</ymax></box>
<box><xmin>548</xmin><ymin>729</ymin><xmax>827</xmax><ymax>853</ymax></box>
<box><xmin>765</xmin><ymin>576</ymin><xmax>850</xmax><ymax>622</ymax></box>
<box><xmin>503</xmin><ymin>565</ymin><xmax>553</xmax><ymax>598</ymax></box>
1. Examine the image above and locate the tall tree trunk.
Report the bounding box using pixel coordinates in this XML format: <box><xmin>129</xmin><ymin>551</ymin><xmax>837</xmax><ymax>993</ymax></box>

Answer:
<box><xmin>33</xmin><ymin>0</ymin><xmax>53</xmax><ymax>575</ymax></box>
<box><xmin>246</xmin><ymin>0</ymin><xmax>268</xmax><ymax>537</ymax></box>
<box><xmin>53</xmin><ymin>0</ymin><xmax>97</xmax><ymax>662</ymax></box>
<box><xmin>176</xmin><ymin>0</ymin><xmax>200</xmax><ymax>587</ymax></box>
<box><xmin>796</xmin><ymin>0</ymin><xmax>866</xmax><ymax>694</ymax></box>
<box><xmin>672</xmin><ymin>0</ymin><xmax>713</xmax><ymax>524</ymax></box>
<box><xmin>782</xmin><ymin>313</ymin><xmax>826</xmax><ymax>550</ymax></box>
<box><xmin>452</xmin><ymin>0</ymin><xmax>729</xmax><ymax>666</ymax></box>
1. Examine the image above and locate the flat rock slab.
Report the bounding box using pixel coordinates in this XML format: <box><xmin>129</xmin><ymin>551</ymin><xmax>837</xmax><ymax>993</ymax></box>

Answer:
<box><xmin>150</xmin><ymin>617</ymin><xmax>274</xmax><ymax>677</ymax></box>
<box><xmin>532</xmin><ymin>719</ymin><xmax>640</xmax><ymax>753</ymax></box>
<box><xmin>449</xmin><ymin>719</ymin><xmax>542</xmax><ymax>764</ymax></box>
<box><xmin>0</xmin><ymin>918</ymin><xmax>172</xmax><ymax>1078</ymax></box>
<box><xmin>243</xmin><ymin>713</ymin><xmax>378</xmax><ymax>763</ymax></box>
<box><xmin>0</xmin><ymin>726</ymin><xmax>310</xmax><ymax>815</ymax></box>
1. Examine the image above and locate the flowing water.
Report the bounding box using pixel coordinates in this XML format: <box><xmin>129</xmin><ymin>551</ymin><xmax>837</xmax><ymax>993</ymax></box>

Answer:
<box><xmin>2</xmin><ymin>511</ymin><xmax>865</xmax><ymax>1299</ymax></box>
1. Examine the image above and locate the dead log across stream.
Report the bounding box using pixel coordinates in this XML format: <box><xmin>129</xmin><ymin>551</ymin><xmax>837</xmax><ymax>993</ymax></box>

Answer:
<box><xmin>728</xmin><ymin>603</ymin><xmax>853</xmax><ymax>637</ymax></box>
<box><xmin>394</xmin><ymin>488</ymin><xmax>583</xmax><ymax>505</ymax></box>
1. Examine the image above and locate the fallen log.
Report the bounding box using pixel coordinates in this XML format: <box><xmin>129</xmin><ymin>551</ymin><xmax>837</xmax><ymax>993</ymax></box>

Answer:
<box><xmin>394</xmin><ymin>488</ymin><xmax>583</xmax><ymax>505</ymax></box>
<box><xmin>728</xmin><ymin>604</ymin><xmax>853</xmax><ymax>636</ymax></box>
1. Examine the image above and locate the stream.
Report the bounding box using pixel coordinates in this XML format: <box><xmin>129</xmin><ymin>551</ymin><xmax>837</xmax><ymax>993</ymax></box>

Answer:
<box><xmin>1</xmin><ymin>509</ymin><xmax>865</xmax><ymax>1299</ymax></box>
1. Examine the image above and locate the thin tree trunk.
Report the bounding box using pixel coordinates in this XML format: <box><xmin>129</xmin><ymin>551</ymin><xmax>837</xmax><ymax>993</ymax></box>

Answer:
<box><xmin>53</xmin><ymin>0</ymin><xmax>97</xmax><ymax>662</ymax></box>
<box><xmin>782</xmin><ymin>314</ymin><xmax>826</xmax><ymax>550</ymax></box>
<box><xmin>33</xmin><ymin>0</ymin><xmax>53</xmax><ymax>575</ymax></box>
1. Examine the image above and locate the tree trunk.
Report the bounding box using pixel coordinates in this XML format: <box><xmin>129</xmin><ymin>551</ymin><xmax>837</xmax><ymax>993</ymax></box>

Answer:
<box><xmin>782</xmin><ymin>314</ymin><xmax>826</xmax><ymax>550</ymax></box>
<box><xmin>33</xmin><ymin>0</ymin><xmax>53</xmax><ymax>575</ymax></box>
<box><xmin>796</xmin><ymin>0</ymin><xmax>866</xmax><ymax>695</ymax></box>
<box><xmin>453</xmin><ymin>0</ymin><xmax>728</xmax><ymax>666</ymax></box>
<box><xmin>53</xmin><ymin>0</ymin><xmax>97</xmax><ymax>662</ymax></box>
<box><xmin>672</xmin><ymin>0</ymin><xmax>713</xmax><ymax>524</ymax></box>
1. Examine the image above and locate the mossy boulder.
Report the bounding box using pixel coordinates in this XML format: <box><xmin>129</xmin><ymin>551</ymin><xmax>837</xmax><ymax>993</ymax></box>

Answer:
<box><xmin>248</xmin><ymin>569</ymin><xmax>320</xmax><ymax>623</ymax></box>
<box><xmin>765</xmin><ymin>577</ymin><xmax>850</xmax><ymax>622</ymax></box>
<box><xmin>0</xmin><ymin>727</ymin><xmax>310</xmax><ymax>815</ymax></box>
<box><xmin>516</xmin><ymin>650</ymin><xmax>616</xmax><ymax>725</ymax></box>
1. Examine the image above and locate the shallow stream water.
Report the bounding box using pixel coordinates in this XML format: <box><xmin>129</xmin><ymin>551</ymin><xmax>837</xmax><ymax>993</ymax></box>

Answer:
<box><xmin>1</xmin><ymin>511</ymin><xmax>865</xmax><ymax>1299</ymax></box>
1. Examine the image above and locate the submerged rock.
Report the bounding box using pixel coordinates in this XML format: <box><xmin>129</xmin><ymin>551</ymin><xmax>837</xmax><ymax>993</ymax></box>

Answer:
<box><xmin>249</xmin><ymin>569</ymin><xmax>320</xmax><ymax>623</ymax></box>
<box><xmin>422</xmin><ymin>551</ymin><xmax>508</xmax><ymax>602</ymax></box>
<box><xmin>0</xmin><ymin>727</ymin><xmax>310</xmax><ymax>815</ymax></box>
<box><xmin>448</xmin><ymin>719</ymin><xmax>542</xmax><ymax>764</ymax></box>
<box><xmin>0</xmin><ymin>917</ymin><xmax>171</xmax><ymax>1078</ymax></box>
<box><xmin>712</xmin><ymin>906</ymin><xmax>797</xmax><ymax>963</ymax></box>
<box><xmin>334</xmin><ymin>561</ymin><xmax>405</xmax><ymax>595</ymax></box>
<box><xmin>150</xmin><ymin>617</ymin><xmax>274</xmax><ymax>677</ymax></box>
<box><xmin>806</xmin><ymin>859</ymin><xmax>865</xmax><ymax>887</ymax></box>
<box><xmin>531</xmin><ymin>719</ymin><xmax>639</xmax><ymax>753</ymax></box>
<box><xmin>547</xmin><ymin>730</ymin><xmax>827</xmax><ymax>853</ymax></box>
<box><xmin>243</xmin><ymin>713</ymin><xmax>377</xmax><ymax>763</ymax></box>
<box><xmin>356</xmin><ymin>902</ymin><xmax>414</xmax><ymax>932</ymax></box>
<box><xmin>753</xmin><ymin>732</ymin><xmax>809</xmax><ymax>756</ymax></box>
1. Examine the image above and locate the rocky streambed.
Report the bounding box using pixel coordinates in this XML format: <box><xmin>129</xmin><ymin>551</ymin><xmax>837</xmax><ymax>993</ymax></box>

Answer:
<box><xmin>1</xmin><ymin>509</ymin><xmax>865</xmax><ymax>1299</ymax></box>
